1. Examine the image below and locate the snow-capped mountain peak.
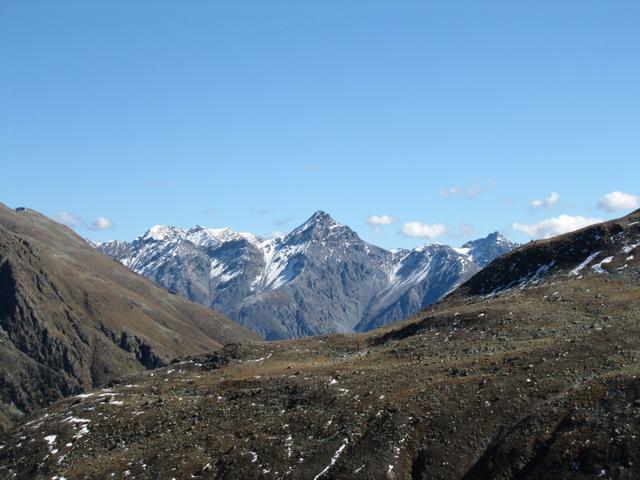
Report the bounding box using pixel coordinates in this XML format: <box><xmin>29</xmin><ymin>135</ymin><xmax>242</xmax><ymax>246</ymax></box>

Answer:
<box><xmin>142</xmin><ymin>225</ymin><xmax>186</xmax><ymax>242</ymax></box>
<box><xmin>185</xmin><ymin>225</ymin><xmax>261</xmax><ymax>248</ymax></box>
<box><xmin>285</xmin><ymin>210</ymin><xmax>359</xmax><ymax>246</ymax></box>
<box><xmin>461</xmin><ymin>231</ymin><xmax>518</xmax><ymax>267</ymax></box>
<box><xmin>309</xmin><ymin>209</ymin><xmax>338</xmax><ymax>225</ymax></box>
<box><xmin>413</xmin><ymin>242</ymin><xmax>446</xmax><ymax>253</ymax></box>
<box><xmin>97</xmin><ymin>212</ymin><xmax>518</xmax><ymax>339</ymax></box>
<box><xmin>289</xmin><ymin>210</ymin><xmax>339</xmax><ymax>233</ymax></box>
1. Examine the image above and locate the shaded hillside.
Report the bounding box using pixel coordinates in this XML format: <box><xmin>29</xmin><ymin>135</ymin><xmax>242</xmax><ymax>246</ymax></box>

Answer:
<box><xmin>0</xmin><ymin>204</ymin><xmax>257</xmax><ymax>433</ymax></box>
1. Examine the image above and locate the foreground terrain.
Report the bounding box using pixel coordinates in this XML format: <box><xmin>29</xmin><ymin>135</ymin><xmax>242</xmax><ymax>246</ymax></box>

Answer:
<box><xmin>1</xmin><ymin>209</ymin><xmax>639</xmax><ymax>479</ymax></box>
<box><xmin>0</xmin><ymin>204</ymin><xmax>257</xmax><ymax>433</ymax></box>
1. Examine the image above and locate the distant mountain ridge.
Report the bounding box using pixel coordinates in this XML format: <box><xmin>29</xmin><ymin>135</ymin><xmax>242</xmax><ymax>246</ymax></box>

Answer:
<box><xmin>97</xmin><ymin>211</ymin><xmax>518</xmax><ymax>339</ymax></box>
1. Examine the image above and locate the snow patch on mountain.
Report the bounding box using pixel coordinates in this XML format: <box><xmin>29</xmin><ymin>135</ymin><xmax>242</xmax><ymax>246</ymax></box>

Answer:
<box><xmin>253</xmin><ymin>239</ymin><xmax>307</xmax><ymax>291</ymax></box>
<box><xmin>97</xmin><ymin>213</ymin><xmax>517</xmax><ymax>339</ymax></box>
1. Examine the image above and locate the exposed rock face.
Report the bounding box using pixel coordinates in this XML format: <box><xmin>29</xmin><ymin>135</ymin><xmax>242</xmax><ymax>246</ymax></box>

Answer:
<box><xmin>356</xmin><ymin>244</ymin><xmax>480</xmax><ymax>332</ymax></box>
<box><xmin>98</xmin><ymin>212</ymin><xmax>517</xmax><ymax>339</ymax></box>
<box><xmin>0</xmin><ymin>204</ymin><xmax>257</xmax><ymax>432</ymax></box>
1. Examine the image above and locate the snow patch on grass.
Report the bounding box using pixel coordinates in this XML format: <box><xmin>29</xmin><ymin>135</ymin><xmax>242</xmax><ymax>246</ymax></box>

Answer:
<box><xmin>44</xmin><ymin>434</ymin><xmax>58</xmax><ymax>454</ymax></box>
<box><xmin>312</xmin><ymin>438</ymin><xmax>348</xmax><ymax>480</ymax></box>
<box><xmin>570</xmin><ymin>251</ymin><xmax>601</xmax><ymax>276</ymax></box>
<box><xmin>592</xmin><ymin>256</ymin><xmax>613</xmax><ymax>273</ymax></box>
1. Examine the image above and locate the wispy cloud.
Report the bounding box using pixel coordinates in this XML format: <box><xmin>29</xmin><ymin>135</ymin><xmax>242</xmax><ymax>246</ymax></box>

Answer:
<box><xmin>54</xmin><ymin>211</ymin><xmax>115</xmax><ymax>232</ymax></box>
<box><xmin>366</xmin><ymin>214</ymin><xmax>398</xmax><ymax>235</ymax></box>
<box><xmin>88</xmin><ymin>216</ymin><xmax>114</xmax><ymax>231</ymax></box>
<box><xmin>512</xmin><ymin>214</ymin><xmax>602</xmax><ymax>239</ymax></box>
<box><xmin>55</xmin><ymin>211</ymin><xmax>84</xmax><ymax>228</ymax></box>
<box><xmin>466</xmin><ymin>184</ymin><xmax>485</xmax><ymax>198</ymax></box>
<box><xmin>274</xmin><ymin>215</ymin><xmax>295</xmax><ymax>227</ymax></box>
<box><xmin>439</xmin><ymin>179</ymin><xmax>495</xmax><ymax>199</ymax></box>
<box><xmin>401</xmin><ymin>221</ymin><xmax>447</xmax><ymax>239</ymax></box>
<box><xmin>597</xmin><ymin>191</ymin><xmax>640</xmax><ymax>212</ymax></box>
<box><xmin>201</xmin><ymin>208</ymin><xmax>216</xmax><ymax>215</ymax></box>
<box><xmin>530</xmin><ymin>192</ymin><xmax>560</xmax><ymax>210</ymax></box>
<box><xmin>438</xmin><ymin>186</ymin><xmax>461</xmax><ymax>198</ymax></box>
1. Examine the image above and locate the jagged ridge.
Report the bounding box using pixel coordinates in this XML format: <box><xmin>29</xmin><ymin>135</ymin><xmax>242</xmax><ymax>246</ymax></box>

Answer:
<box><xmin>97</xmin><ymin>211</ymin><xmax>517</xmax><ymax>339</ymax></box>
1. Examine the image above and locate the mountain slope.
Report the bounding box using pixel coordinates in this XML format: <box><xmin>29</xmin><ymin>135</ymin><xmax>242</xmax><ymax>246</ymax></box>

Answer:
<box><xmin>355</xmin><ymin>244</ymin><xmax>480</xmax><ymax>332</ymax></box>
<box><xmin>3</xmin><ymin>210</ymin><xmax>638</xmax><ymax>479</ymax></box>
<box><xmin>98</xmin><ymin>212</ymin><xmax>517</xmax><ymax>339</ymax></box>
<box><xmin>0</xmin><ymin>204</ymin><xmax>257</xmax><ymax>432</ymax></box>
<box><xmin>226</xmin><ymin>211</ymin><xmax>394</xmax><ymax>338</ymax></box>
<box><xmin>449</xmin><ymin>210</ymin><xmax>639</xmax><ymax>299</ymax></box>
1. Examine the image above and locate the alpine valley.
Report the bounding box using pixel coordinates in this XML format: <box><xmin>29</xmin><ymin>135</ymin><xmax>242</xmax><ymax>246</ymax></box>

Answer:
<box><xmin>3</xmin><ymin>208</ymin><xmax>639</xmax><ymax>479</ymax></box>
<box><xmin>97</xmin><ymin>211</ymin><xmax>517</xmax><ymax>339</ymax></box>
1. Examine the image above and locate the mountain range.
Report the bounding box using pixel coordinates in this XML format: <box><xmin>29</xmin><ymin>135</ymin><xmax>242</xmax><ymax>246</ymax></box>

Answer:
<box><xmin>97</xmin><ymin>211</ymin><xmax>517</xmax><ymax>339</ymax></box>
<box><xmin>4</xmin><ymin>209</ymin><xmax>639</xmax><ymax>479</ymax></box>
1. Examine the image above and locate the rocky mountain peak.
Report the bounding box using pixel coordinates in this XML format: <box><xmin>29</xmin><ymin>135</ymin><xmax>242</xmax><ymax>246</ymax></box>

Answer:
<box><xmin>185</xmin><ymin>225</ymin><xmax>259</xmax><ymax>248</ymax></box>
<box><xmin>462</xmin><ymin>231</ymin><xmax>501</xmax><ymax>248</ymax></box>
<box><xmin>413</xmin><ymin>242</ymin><xmax>448</xmax><ymax>254</ymax></box>
<box><xmin>97</xmin><ymin>213</ymin><xmax>520</xmax><ymax>339</ymax></box>
<box><xmin>285</xmin><ymin>210</ymin><xmax>358</xmax><ymax>245</ymax></box>
<box><xmin>141</xmin><ymin>225</ymin><xmax>185</xmax><ymax>242</ymax></box>
<box><xmin>461</xmin><ymin>231</ymin><xmax>519</xmax><ymax>267</ymax></box>
<box><xmin>302</xmin><ymin>210</ymin><xmax>340</xmax><ymax>229</ymax></box>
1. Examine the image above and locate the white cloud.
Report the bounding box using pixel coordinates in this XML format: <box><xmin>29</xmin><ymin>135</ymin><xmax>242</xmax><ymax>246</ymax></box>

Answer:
<box><xmin>54</xmin><ymin>212</ymin><xmax>114</xmax><ymax>231</ymax></box>
<box><xmin>439</xmin><ymin>179</ymin><xmax>495</xmax><ymax>199</ymax></box>
<box><xmin>401</xmin><ymin>222</ymin><xmax>447</xmax><ymax>239</ymax></box>
<box><xmin>55</xmin><ymin>211</ymin><xmax>83</xmax><ymax>228</ymax></box>
<box><xmin>366</xmin><ymin>214</ymin><xmax>397</xmax><ymax>226</ymax></box>
<box><xmin>438</xmin><ymin>186</ymin><xmax>461</xmax><ymax>198</ymax></box>
<box><xmin>512</xmin><ymin>214</ymin><xmax>602</xmax><ymax>239</ymax></box>
<box><xmin>89</xmin><ymin>216</ymin><xmax>114</xmax><ymax>231</ymax></box>
<box><xmin>466</xmin><ymin>185</ymin><xmax>484</xmax><ymax>198</ymax></box>
<box><xmin>597</xmin><ymin>191</ymin><xmax>640</xmax><ymax>212</ymax></box>
<box><xmin>530</xmin><ymin>192</ymin><xmax>560</xmax><ymax>210</ymax></box>
<box><xmin>266</xmin><ymin>230</ymin><xmax>286</xmax><ymax>239</ymax></box>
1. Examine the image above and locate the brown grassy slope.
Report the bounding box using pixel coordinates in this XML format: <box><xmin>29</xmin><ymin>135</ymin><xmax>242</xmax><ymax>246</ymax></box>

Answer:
<box><xmin>0</xmin><ymin>204</ymin><xmax>258</xmax><ymax>432</ymax></box>
<box><xmin>1</xmin><ymin>210</ymin><xmax>639</xmax><ymax>479</ymax></box>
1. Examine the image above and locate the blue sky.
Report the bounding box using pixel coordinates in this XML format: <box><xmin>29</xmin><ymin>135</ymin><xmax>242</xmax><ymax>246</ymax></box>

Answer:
<box><xmin>1</xmin><ymin>1</ymin><xmax>638</xmax><ymax>249</ymax></box>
